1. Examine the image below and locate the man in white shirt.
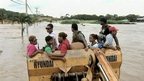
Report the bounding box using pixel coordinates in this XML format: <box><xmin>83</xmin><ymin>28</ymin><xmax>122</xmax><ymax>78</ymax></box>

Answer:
<box><xmin>103</xmin><ymin>26</ymin><xmax>119</xmax><ymax>49</ymax></box>
<box><xmin>46</xmin><ymin>24</ymin><xmax>57</xmax><ymax>51</ymax></box>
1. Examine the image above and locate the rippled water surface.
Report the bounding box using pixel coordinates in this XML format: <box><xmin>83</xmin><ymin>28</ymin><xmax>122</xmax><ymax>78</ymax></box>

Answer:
<box><xmin>0</xmin><ymin>22</ymin><xmax>144</xmax><ymax>81</ymax></box>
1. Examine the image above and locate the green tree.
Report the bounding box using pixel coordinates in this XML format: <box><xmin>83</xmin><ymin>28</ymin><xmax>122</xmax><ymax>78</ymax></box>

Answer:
<box><xmin>105</xmin><ymin>14</ymin><xmax>113</xmax><ymax>19</ymax></box>
<box><xmin>126</xmin><ymin>14</ymin><xmax>139</xmax><ymax>22</ymax></box>
<box><xmin>70</xmin><ymin>14</ymin><xmax>98</xmax><ymax>20</ymax></box>
<box><xmin>18</xmin><ymin>13</ymin><xmax>32</xmax><ymax>37</ymax></box>
<box><xmin>98</xmin><ymin>15</ymin><xmax>105</xmax><ymax>20</ymax></box>
<box><xmin>0</xmin><ymin>9</ymin><xmax>6</xmax><ymax>24</ymax></box>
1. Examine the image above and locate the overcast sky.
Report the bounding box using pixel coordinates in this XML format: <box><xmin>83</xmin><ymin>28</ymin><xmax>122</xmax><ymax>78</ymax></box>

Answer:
<box><xmin>0</xmin><ymin>0</ymin><xmax>144</xmax><ymax>17</ymax></box>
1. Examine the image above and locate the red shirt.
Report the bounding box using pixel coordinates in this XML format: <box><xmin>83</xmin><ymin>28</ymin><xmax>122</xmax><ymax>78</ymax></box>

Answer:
<box><xmin>58</xmin><ymin>39</ymin><xmax>70</xmax><ymax>55</ymax></box>
<box><xmin>27</xmin><ymin>44</ymin><xmax>37</xmax><ymax>57</ymax></box>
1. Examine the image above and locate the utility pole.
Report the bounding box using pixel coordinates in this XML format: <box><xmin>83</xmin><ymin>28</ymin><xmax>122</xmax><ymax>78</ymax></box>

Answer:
<box><xmin>35</xmin><ymin>7</ymin><xmax>38</xmax><ymax>15</ymax></box>
<box><xmin>25</xmin><ymin>0</ymin><xmax>28</xmax><ymax>15</ymax></box>
<box><xmin>11</xmin><ymin>0</ymin><xmax>29</xmax><ymax>36</ymax></box>
<box><xmin>35</xmin><ymin>7</ymin><xmax>39</xmax><ymax>26</ymax></box>
<box><xmin>25</xmin><ymin>0</ymin><xmax>28</xmax><ymax>35</ymax></box>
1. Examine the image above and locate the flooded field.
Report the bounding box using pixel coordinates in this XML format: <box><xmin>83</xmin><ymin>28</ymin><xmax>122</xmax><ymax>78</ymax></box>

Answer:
<box><xmin>0</xmin><ymin>22</ymin><xmax>144</xmax><ymax>81</ymax></box>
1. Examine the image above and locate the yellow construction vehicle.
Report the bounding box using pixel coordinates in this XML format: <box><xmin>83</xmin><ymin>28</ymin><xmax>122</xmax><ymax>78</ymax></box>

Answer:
<box><xmin>27</xmin><ymin>48</ymin><xmax>122</xmax><ymax>81</ymax></box>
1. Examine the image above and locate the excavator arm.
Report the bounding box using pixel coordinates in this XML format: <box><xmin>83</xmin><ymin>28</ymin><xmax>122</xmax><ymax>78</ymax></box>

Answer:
<box><xmin>94</xmin><ymin>49</ymin><xmax>118</xmax><ymax>81</ymax></box>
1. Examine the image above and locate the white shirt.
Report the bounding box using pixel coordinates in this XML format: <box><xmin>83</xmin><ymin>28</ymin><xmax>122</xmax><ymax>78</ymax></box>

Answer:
<box><xmin>104</xmin><ymin>34</ymin><xmax>114</xmax><ymax>47</ymax></box>
<box><xmin>89</xmin><ymin>43</ymin><xmax>99</xmax><ymax>48</ymax></box>
<box><xmin>48</xmin><ymin>32</ymin><xmax>58</xmax><ymax>48</ymax></box>
<box><xmin>49</xmin><ymin>32</ymin><xmax>56</xmax><ymax>39</ymax></box>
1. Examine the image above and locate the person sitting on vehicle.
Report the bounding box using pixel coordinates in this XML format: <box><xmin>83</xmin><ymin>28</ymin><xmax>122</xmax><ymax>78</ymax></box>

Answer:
<box><xmin>88</xmin><ymin>34</ymin><xmax>99</xmax><ymax>49</ymax></box>
<box><xmin>27</xmin><ymin>35</ymin><xmax>42</xmax><ymax>58</ymax></box>
<box><xmin>103</xmin><ymin>26</ymin><xmax>119</xmax><ymax>50</ymax></box>
<box><xmin>98</xmin><ymin>17</ymin><xmax>120</xmax><ymax>49</ymax></box>
<box><xmin>57</xmin><ymin>32</ymin><xmax>70</xmax><ymax>56</ymax></box>
<box><xmin>44</xmin><ymin>36</ymin><xmax>53</xmax><ymax>54</ymax></box>
<box><xmin>71</xmin><ymin>23</ymin><xmax>88</xmax><ymax>49</ymax></box>
<box><xmin>45</xmin><ymin>32</ymin><xmax>70</xmax><ymax>60</ymax></box>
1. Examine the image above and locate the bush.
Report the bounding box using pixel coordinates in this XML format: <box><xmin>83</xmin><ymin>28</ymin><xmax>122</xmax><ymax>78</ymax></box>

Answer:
<box><xmin>61</xmin><ymin>19</ymin><xmax>80</xmax><ymax>24</ymax></box>
<box><xmin>107</xmin><ymin>20</ymin><xmax>129</xmax><ymax>24</ymax></box>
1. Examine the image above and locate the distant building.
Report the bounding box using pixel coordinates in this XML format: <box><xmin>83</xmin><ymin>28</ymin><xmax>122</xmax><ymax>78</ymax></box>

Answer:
<box><xmin>137</xmin><ymin>17</ymin><xmax>144</xmax><ymax>22</ymax></box>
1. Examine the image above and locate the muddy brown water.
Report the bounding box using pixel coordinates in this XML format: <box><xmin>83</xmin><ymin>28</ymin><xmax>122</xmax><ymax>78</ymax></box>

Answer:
<box><xmin>0</xmin><ymin>22</ymin><xmax>144</xmax><ymax>81</ymax></box>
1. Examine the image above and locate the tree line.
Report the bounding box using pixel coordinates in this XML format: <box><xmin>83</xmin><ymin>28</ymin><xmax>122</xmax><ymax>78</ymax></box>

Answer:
<box><xmin>0</xmin><ymin>8</ymin><xmax>53</xmax><ymax>37</ymax></box>
<box><xmin>0</xmin><ymin>8</ymin><xmax>35</xmax><ymax>24</ymax></box>
<box><xmin>60</xmin><ymin>14</ymin><xmax>143</xmax><ymax>22</ymax></box>
<box><xmin>0</xmin><ymin>8</ymin><xmax>55</xmax><ymax>24</ymax></box>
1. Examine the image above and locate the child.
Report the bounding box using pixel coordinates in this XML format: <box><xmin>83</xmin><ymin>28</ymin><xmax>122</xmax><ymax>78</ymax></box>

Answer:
<box><xmin>27</xmin><ymin>35</ymin><xmax>42</xmax><ymax>58</ymax></box>
<box><xmin>44</xmin><ymin>36</ymin><xmax>53</xmax><ymax>54</ymax></box>
<box><xmin>48</xmin><ymin>32</ymin><xmax>70</xmax><ymax>56</ymax></box>
<box><xmin>89</xmin><ymin>34</ymin><xmax>99</xmax><ymax>48</ymax></box>
<box><xmin>46</xmin><ymin>32</ymin><xmax>70</xmax><ymax>61</ymax></box>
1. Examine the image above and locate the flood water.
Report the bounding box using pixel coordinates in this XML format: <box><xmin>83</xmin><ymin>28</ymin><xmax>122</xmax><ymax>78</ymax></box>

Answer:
<box><xmin>0</xmin><ymin>22</ymin><xmax>144</xmax><ymax>81</ymax></box>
